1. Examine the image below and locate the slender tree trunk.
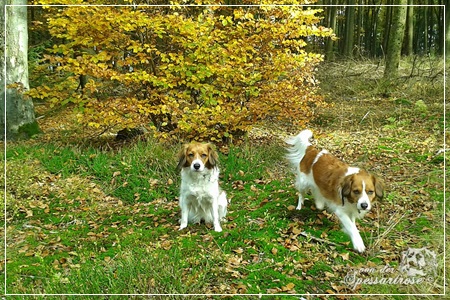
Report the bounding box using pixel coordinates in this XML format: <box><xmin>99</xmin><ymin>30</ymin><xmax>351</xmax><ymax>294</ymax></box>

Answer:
<box><xmin>437</xmin><ymin>0</ymin><xmax>444</xmax><ymax>55</ymax></box>
<box><xmin>364</xmin><ymin>3</ymin><xmax>371</xmax><ymax>55</ymax></box>
<box><xmin>384</xmin><ymin>0</ymin><xmax>407</xmax><ymax>79</ymax></box>
<box><xmin>423</xmin><ymin>5</ymin><xmax>428</xmax><ymax>54</ymax></box>
<box><xmin>446</xmin><ymin>0</ymin><xmax>450</xmax><ymax>57</ymax></box>
<box><xmin>355</xmin><ymin>0</ymin><xmax>363</xmax><ymax>56</ymax></box>
<box><xmin>325</xmin><ymin>4</ymin><xmax>337</xmax><ymax>60</ymax></box>
<box><xmin>383</xmin><ymin>2</ymin><xmax>393</xmax><ymax>57</ymax></box>
<box><xmin>427</xmin><ymin>0</ymin><xmax>434</xmax><ymax>54</ymax></box>
<box><xmin>402</xmin><ymin>0</ymin><xmax>413</xmax><ymax>55</ymax></box>
<box><xmin>2</xmin><ymin>0</ymin><xmax>40</xmax><ymax>140</ymax></box>
<box><xmin>365</xmin><ymin>3</ymin><xmax>377</xmax><ymax>57</ymax></box>
<box><xmin>343</xmin><ymin>1</ymin><xmax>355</xmax><ymax>57</ymax></box>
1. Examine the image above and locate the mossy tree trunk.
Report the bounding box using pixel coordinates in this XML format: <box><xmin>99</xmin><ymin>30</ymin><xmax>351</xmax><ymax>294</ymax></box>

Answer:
<box><xmin>401</xmin><ymin>0</ymin><xmax>413</xmax><ymax>56</ymax></box>
<box><xmin>383</xmin><ymin>0</ymin><xmax>407</xmax><ymax>79</ymax></box>
<box><xmin>1</xmin><ymin>0</ymin><xmax>40</xmax><ymax>141</ymax></box>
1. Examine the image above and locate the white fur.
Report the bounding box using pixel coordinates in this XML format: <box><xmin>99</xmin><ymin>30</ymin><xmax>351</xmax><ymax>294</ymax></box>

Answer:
<box><xmin>285</xmin><ymin>130</ymin><xmax>371</xmax><ymax>253</ymax></box>
<box><xmin>179</xmin><ymin>160</ymin><xmax>227</xmax><ymax>232</ymax></box>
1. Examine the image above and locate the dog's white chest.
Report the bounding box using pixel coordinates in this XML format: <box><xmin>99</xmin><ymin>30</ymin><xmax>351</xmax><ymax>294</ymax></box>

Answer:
<box><xmin>187</xmin><ymin>183</ymin><xmax>214</xmax><ymax>201</ymax></box>
<box><xmin>180</xmin><ymin>169</ymin><xmax>219</xmax><ymax>202</ymax></box>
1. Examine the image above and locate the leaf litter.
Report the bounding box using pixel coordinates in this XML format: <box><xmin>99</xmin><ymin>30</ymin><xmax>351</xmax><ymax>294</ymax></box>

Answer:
<box><xmin>4</xmin><ymin>71</ymin><xmax>447</xmax><ymax>295</ymax></box>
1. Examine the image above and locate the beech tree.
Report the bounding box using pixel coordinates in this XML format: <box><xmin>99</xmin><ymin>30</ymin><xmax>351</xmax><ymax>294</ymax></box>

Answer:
<box><xmin>28</xmin><ymin>1</ymin><xmax>333</xmax><ymax>142</ymax></box>
<box><xmin>1</xmin><ymin>0</ymin><xmax>40</xmax><ymax>140</ymax></box>
<box><xmin>383</xmin><ymin>0</ymin><xmax>407</xmax><ymax>79</ymax></box>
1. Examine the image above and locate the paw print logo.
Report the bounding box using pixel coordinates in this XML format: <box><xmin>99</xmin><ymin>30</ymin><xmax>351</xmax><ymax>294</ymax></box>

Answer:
<box><xmin>399</xmin><ymin>247</ymin><xmax>437</xmax><ymax>278</ymax></box>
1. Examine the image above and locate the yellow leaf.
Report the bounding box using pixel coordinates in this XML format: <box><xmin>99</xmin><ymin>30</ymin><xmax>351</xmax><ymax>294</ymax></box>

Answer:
<box><xmin>339</xmin><ymin>252</ymin><xmax>350</xmax><ymax>261</ymax></box>
<box><xmin>282</xmin><ymin>282</ymin><xmax>295</xmax><ymax>291</ymax></box>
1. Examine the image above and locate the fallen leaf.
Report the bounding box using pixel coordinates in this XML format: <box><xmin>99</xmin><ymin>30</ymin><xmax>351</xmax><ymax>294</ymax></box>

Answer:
<box><xmin>233</xmin><ymin>248</ymin><xmax>244</xmax><ymax>254</ymax></box>
<box><xmin>281</xmin><ymin>282</ymin><xmax>295</xmax><ymax>291</ymax></box>
<box><xmin>259</xmin><ymin>199</ymin><xmax>269</xmax><ymax>207</ymax></box>
<box><xmin>340</xmin><ymin>252</ymin><xmax>350</xmax><ymax>261</ymax></box>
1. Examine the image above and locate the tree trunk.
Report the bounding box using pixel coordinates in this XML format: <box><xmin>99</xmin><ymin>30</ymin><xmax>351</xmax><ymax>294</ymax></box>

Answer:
<box><xmin>402</xmin><ymin>0</ymin><xmax>413</xmax><ymax>55</ymax></box>
<box><xmin>384</xmin><ymin>0</ymin><xmax>407</xmax><ymax>79</ymax></box>
<box><xmin>325</xmin><ymin>4</ymin><xmax>337</xmax><ymax>60</ymax></box>
<box><xmin>436</xmin><ymin>0</ymin><xmax>444</xmax><ymax>56</ymax></box>
<box><xmin>423</xmin><ymin>5</ymin><xmax>428</xmax><ymax>54</ymax></box>
<box><xmin>365</xmin><ymin>4</ymin><xmax>378</xmax><ymax>57</ymax></box>
<box><xmin>427</xmin><ymin>0</ymin><xmax>434</xmax><ymax>54</ymax></box>
<box><xmin>355</xmin><ymin>0</ymin><xmax>363</xmax><ymax>56</ymax></box>
<box><xmin>343</xmin><ymin>1</ymin><xmax>355</xmax><ymax>57</ymax></box>
<box><xmin>446</xmin><ymin>0</ymin><xmax>450</xmax><ymax>57</ymax></box>
<box><xmin>382</xmin><ymin>2</ymin><xmax>393</xmax><ymax>57</ymax></box>
<box><xmin>1</xmin><ymin>0</ymin><xmax>40</xmax><ymax>140</ymax></box>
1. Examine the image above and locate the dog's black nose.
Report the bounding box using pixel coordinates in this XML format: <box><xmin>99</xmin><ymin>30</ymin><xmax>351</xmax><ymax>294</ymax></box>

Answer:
<box><xmin>193</xmin><ymin>163</ymin><xmax>201</xmax><ymax>170</ymax></box>
<box><xmin>361</xmin><ymin>203</ymin><xmax>368</xmax><ymax>210</ymax></box>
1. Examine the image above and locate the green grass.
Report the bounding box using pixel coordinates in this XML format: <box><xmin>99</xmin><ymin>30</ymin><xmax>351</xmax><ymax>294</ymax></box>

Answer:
<box><xmin>4</xmin><ymin>132</ymin><xmax>445</xmax><ymax>296</ymax></box>
<box><xmin>3</xmin><ymin>58</ymin><xmax>447</xmax><ymax>297</ymax></box>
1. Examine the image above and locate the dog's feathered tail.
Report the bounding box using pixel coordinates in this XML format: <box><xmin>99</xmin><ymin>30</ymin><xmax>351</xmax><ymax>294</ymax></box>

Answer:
<box><xmin>285</xmin><ymin>129</ymin><xmax>313</xmax><ymax>170</ymax></box>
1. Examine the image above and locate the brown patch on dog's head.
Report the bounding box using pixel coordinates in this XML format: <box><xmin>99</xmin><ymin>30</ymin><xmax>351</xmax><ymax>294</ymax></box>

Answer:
<box><xmin>176</xmin><ymin>142</ymin><xmax>218</xmax><ymax>171</ymax></box>
<box><xmin>341</xmin><ymin>170</ymin><xmax>384</xmax><ymax>205</ymax></box>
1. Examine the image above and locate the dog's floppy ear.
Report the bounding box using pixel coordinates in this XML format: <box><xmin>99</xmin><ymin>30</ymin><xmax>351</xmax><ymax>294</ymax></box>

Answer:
<box><xmin>176</xmin><ymin>144</ymin><xmax>189</xmax><ymax>171</ymax></box>
<box><xmin>372</xmin><ymin>174</ymin><xmax>385</xmax><ymax>200</ymax></box>
<box><xmin>206</xmin><ymin>143</ymin><xmax>219</xmax><ymax>169</ymax></box>
<box><xmin>340</xmin><ymin>175</ymin><xmax>354</xmax><ymax>205</ymax></box>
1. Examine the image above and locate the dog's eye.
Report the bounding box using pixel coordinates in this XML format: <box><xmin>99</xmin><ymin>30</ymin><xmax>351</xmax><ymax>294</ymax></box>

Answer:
<box><xmin>188</xmin><ymin>153</ymin><xmax>194</xmax><ymax>157</ymax></box>
<box><xmin>201</xmin><ymin>153</ymin><xmax>207</xmax><ymax>158</ymax></box>
<box><xmin>367</xmin><ymin>191</ymin><xmax>374</xmax><ymax>195</ymax></box>
<box><xmin>353</xmin><ymin>190</ymin><xmax>360</xmax><ymax>195</ymax></box>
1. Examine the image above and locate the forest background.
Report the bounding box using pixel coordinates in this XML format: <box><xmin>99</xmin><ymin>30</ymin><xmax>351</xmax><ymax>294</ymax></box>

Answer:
<box><xmin>2</xmin><ymin>0</ymin><xmax>449</xmax><ymax>141</ymax></box>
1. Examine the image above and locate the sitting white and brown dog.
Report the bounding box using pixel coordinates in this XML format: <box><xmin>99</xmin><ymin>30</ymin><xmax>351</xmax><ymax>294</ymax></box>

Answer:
<box><xmin>285</xmin><ymin>129</ymin><xmax>384</xmax><ymax>253</ymax></box>
<box><xmin>177</xmin><ymin>142</ymin><xmax>228</xmax><ymax>232</ymax></box>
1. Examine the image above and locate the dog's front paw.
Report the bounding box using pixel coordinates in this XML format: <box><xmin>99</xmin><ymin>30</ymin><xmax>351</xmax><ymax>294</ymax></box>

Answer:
<box><xmin>214</xmin><ymin>224</ymin><xmax>222</xmax><ymax>232</ymax></box>
<box><xmin>352</xmin><ymin>239</ymin><xmax>366</xmax><ymax>253</ymax></box>
<box><xmin>179</xmin><ymin>223</ymin><xmax>187</xmax><ymax>231</ymax></box>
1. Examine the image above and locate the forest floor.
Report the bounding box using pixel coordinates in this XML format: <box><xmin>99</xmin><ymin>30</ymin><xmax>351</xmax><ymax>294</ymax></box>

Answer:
<box><xmin>2</xmin><ymin>57</ymin><xmax>448</xmax><ymax>298</ymax></box>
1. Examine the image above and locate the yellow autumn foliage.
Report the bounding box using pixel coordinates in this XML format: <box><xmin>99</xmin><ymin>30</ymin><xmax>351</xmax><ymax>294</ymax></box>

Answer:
<box><xmin>29</xmin><ymin>0</ymin><xmax>333</xmax><ymax>142</ymax></box>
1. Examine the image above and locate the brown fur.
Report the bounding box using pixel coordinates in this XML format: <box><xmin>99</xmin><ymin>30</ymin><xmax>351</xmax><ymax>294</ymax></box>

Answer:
<box><xmin>310</xmin><ymin>151</ymin><xmax>349</xmax><ymax>203</ymax></box>
<box><xmin>341</xmin><ymin>170</ymin><xmax>384</xmax><ymax>204</ymax></box>
<box><xmin>177</xmin><ymin>142</ymin><xmax>218</xmax><ymax>170</ymax></box>
<box><xmin>303</xmin><ymin>147</ymin><xmax>384</xmax><ymax>205</ymax></box>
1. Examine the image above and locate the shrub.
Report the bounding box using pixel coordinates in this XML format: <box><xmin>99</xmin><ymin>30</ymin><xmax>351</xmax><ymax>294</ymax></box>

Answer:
<box><xmin>29</xmin><ymin>1</ymin><xmax>333</xmax><ymax>142</ymax></box>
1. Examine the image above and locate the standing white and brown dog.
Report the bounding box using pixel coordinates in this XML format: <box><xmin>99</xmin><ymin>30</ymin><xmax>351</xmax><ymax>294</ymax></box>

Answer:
<box><xmin>177</xmin><ymin>142</ymin><xmax>228</xmax><ymax>232</ymax></box>
<box><xmin>285</xmin><ymin>130</ymin><xmax>384</xmax><ymax>252</ymax></box>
